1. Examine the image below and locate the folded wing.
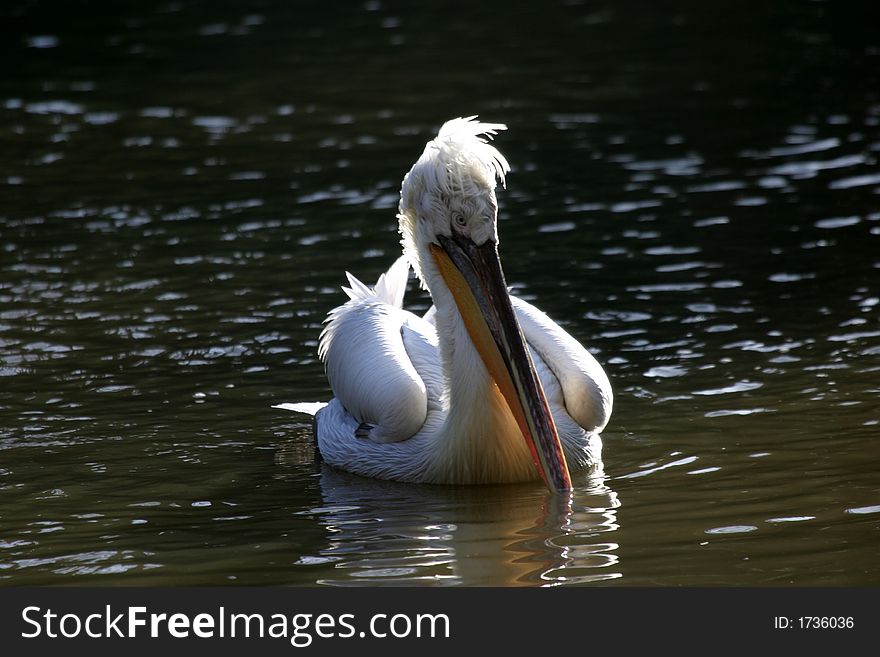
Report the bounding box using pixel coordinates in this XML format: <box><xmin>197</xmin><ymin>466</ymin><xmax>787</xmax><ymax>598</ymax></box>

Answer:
<box><xmin>318</xmin><ymin>257</ymin><xmax>440</xmax><ymax>443</ymax></box>
<box><xmin>512</xmin><ymin>296</ymin><xmax>613</xmax><ymax>436</ymax></box>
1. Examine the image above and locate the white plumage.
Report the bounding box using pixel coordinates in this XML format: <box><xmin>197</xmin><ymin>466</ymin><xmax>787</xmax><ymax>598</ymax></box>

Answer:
<box><xmin>276</xmin><ymin>117</ymin><xmax>612</xmax><ymax>486</ymax></box>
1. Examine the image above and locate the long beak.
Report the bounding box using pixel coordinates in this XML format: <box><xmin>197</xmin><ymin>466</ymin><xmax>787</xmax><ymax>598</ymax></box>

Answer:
<box><xmin>430</xmin><ymin>234</ymin><xmax>572</xmax><ymax>492</ymax></box>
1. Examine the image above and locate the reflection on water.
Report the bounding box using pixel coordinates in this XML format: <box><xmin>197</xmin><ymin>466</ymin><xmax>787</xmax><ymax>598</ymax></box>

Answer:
<box><xmin>1</xmin><ymin>0</ymin><xmax>879</xmax><ymax>585</ymax></box>
<box><xmin>287</xmin><ymin>466</ymin><xmax>620</xmax><ymax>586</ymax></box>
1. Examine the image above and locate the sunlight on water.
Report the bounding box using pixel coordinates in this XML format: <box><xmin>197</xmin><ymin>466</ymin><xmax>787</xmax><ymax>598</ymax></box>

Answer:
<box><xmin>0</xmin><ymin>0</ymin><xmax>878</xmax><ymax>586</ymax></box>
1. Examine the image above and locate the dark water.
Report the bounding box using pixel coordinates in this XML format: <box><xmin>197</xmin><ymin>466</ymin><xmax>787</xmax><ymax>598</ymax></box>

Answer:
<box><xmin>1</xmin><ymin>0</ymin><xmax>878</xmax><ymax>585</ymax></box>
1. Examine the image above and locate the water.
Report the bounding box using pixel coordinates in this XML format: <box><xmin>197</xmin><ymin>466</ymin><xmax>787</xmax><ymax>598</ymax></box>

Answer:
<box><xmin>1</xmin><ymin>0</ymin><xmax>878</xmax><ymax>586</ymax></box>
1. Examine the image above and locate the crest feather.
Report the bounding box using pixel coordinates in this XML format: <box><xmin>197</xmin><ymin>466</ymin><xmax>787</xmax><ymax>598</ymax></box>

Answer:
<box><xmin>434</xmin><ymin>116</ymin><xmax>510</xmax><ymax>188</ymax></box>
<box><xmin>397</xmin><ymin>116</ymin><xmax>511</xmax><ymax>285</ymax></box>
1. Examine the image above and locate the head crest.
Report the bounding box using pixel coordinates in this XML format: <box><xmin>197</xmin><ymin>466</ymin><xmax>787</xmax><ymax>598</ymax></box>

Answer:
<box><xmin>397</xmin><ymin>117</ymin><xmax>511</xmax><ymax>284</ymax></box>
<box><xmin>399</xmin><ymin>116</ymin><xmax>510</xmax><ymax>217</ymax></box>
<box><xmin>432</xmin><ymin>116</ymin><xmax>510</xmax><ymax>188</ymax></box>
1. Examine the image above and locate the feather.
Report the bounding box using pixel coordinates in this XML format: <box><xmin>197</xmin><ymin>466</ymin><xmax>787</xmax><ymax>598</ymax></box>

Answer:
<box><xmin>273</xmin><ymin>402</ymin><xmax>327</xmax><ymax>416</ymax></box>
<box><xmin>373</xmin><ymin>255</ymin><xmax>410</xmax><ymax>308</ymax></box>
<box><xmin>343</xmin><ymin>271</ymin><xmax>373</xmax><ymax>300</ymax></box>
<box><xmin>339</xmin><ymin>257</ymin><xmax>410</xmax><ymax>307</ymax></box>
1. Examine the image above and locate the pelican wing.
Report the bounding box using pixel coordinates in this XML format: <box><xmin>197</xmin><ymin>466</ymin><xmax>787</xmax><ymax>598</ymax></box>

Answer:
<box><xmin>318</xmin><ymin>258</ymin><xmax>440</xmax><ymax>444</ymax></box>
<box><xmin>511</xmin><ymin>296</ymin><xmax>613</xmax><ymax>436</ymax></box>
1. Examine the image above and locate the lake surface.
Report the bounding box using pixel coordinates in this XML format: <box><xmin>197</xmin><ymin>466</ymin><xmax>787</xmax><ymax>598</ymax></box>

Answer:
<box><xmin>1</xmin><ymin>0</ymin><xmax>878</xmax><ymax>586</ymax></box>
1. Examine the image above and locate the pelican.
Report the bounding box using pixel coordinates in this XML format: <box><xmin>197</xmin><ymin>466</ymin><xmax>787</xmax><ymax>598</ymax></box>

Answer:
<box><xmin>276</xmin><ymin>117</ymin><xmax>612</xmax><ymax>491</ymax></box>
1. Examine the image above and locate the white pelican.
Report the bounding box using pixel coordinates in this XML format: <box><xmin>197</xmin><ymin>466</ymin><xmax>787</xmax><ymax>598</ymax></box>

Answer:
<box><xmin>276</xmin><ymin>117</ymin><xmax>612</xmax><ymax>491</ymax></box>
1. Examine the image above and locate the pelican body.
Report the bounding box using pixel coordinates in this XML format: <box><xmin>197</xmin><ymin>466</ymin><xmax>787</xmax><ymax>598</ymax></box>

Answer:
<box><xmin>277</xmin><ymin>118</ymin><xmax>612</xmax><ymax>491</ymax></box>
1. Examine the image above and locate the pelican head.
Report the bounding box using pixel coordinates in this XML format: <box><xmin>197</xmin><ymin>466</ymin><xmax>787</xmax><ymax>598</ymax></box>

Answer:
<box><xmin>396</xmin><ymin>117</ymin><xmax>572</xmax><ymax>491</ymax></box>
<box><xmin>398</xmin><ymin>117</ymin><xmax>509</xmax><ymax>278</ymax></box>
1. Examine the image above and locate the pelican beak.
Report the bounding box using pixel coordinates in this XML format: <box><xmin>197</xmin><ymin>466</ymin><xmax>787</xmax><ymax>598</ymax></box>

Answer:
<box><xmin>430</xmin><ymin>234</ymin><xmax>572</xmax><ymax>492</ymax></box>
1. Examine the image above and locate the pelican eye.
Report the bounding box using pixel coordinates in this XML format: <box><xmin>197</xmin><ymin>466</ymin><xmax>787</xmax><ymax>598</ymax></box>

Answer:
<box><xmin>452</xmin><ymin>213</ymin><xmax>467</xmax><ymax>228</ymax></box>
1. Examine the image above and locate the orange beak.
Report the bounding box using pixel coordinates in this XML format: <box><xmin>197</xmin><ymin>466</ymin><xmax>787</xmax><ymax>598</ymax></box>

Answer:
<box><xmin>430</xmin><ymin>235</ymin><xmax>572</xmax><ymax>492</ymax></box>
